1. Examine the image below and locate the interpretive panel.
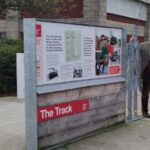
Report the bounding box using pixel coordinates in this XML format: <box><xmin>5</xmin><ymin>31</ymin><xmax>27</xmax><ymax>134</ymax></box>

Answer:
<box><xmin>36</xmin><ymin>22</ymin><xmax>122</xmax><ymax>85</ymax></box>
<box><xmin>36</xmin><ymin>22</ymin><xmax>123</xmax><ymax>85</ymax></box>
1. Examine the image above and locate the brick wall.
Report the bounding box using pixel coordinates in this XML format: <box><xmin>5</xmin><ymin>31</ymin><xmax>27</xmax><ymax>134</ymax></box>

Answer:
<box><xmin>0</xmin><ymin>0</ymin><xmax>148</xmax><ymax>40</ymax></box>
<box><xmin>145</xmin><ymin>5</ymin><xmax>150</xmax><ymax>41</ymax></box>
<box><xmin>51</xmin><ymin>0</ymin><xmax>146</xmax><ymax>42</ymax></box>
<box><xmin>21</xmin><ymin>0</ymin><xmax>83</xmax><ymax>19</ymax></box>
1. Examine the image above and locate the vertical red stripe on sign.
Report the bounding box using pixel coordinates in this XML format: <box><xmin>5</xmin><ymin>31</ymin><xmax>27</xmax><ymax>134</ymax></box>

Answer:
<box><xmin>36</xmin><ymin>24</ymin><xmax>42</xmax><ymax>37</ymax></box>
<box><xmin>109</xmin><ymin>66</ymin><xmax>121</xmax><ymax>74</ymax></box>
<box><xmin>38</xmin><ymin>99</ymin><xmax>89</xmax><ymax>122</ymax></box>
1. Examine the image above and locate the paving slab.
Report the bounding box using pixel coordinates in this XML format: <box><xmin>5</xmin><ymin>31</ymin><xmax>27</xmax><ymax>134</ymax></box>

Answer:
<box><xmin>0</xmin><ymin>98</ymin><xmax>25</xmax><ymax>150</ymax></box>
<box><xmin>56</xmin><ymin>119</ymin><xmax>150</xmax><ymax>150</ymax></box>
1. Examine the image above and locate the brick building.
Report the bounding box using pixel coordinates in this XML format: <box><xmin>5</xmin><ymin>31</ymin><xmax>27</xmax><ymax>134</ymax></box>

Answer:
<box><xmin>0</xmin><ymin>0</ymin><xmax>150</xmax><ymax>41</ymax></box>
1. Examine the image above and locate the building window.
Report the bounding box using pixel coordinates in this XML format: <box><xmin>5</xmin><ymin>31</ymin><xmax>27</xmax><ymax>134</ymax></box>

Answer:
<box><xmin>0</xmin><ymin>32</ymin><xmax>6</xmax><ymax>39</ymax></box>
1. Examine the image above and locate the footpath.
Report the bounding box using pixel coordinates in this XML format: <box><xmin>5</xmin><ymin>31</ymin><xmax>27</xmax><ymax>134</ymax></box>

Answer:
<box><xmin>0</xmin><ymin>97</ymin><xmax>150</xmax><ymax>150</ymax></box>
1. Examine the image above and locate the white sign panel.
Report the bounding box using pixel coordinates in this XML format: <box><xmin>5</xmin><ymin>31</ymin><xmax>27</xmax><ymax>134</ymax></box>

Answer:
<box><xmin>36</xmin><ymin>22</ymin><xmax>122</xmax><ymax>85</ymax></box>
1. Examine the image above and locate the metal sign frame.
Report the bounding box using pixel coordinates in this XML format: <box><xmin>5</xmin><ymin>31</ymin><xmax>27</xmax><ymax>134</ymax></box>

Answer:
<box><xmin>24</xmin><ymin>18</ymin><xmax>127</xmax><ymax>150</ymax></box>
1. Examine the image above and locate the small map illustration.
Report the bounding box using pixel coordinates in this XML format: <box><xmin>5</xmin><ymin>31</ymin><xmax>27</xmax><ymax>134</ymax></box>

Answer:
<box><xmin>65</xmin><ymin>31</ymin><xmax>81</xmax><ymax>62</ymax></box>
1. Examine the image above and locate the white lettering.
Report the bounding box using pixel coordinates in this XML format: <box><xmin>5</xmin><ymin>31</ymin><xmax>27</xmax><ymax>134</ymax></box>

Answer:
<box><xmin>55</xmin><ymin>105</ymin><xmax>73</xmax><ymax>115</ymax></box>
<box><xmin>40</xmin><ymin>109</ymin><xmax>54</xmax><ymax>119</ymax></box>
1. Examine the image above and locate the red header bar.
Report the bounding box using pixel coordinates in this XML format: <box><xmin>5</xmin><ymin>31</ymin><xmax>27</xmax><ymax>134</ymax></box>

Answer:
<box><xmin>38</xmin><ymin>99</ymin><xmax>89</xmax><ymax>122</ymax></box>
<box><xmin>36</xmin><ymin>24</ymin><xmax>42</xmax><ymax>37</ymax></box>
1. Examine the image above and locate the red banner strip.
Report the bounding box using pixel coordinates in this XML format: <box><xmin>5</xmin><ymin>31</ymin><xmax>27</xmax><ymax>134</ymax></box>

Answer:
<box><xmin>38</xmin><ymin>99</ymin><xmax>89</xmax><ymax>122</ymax></box>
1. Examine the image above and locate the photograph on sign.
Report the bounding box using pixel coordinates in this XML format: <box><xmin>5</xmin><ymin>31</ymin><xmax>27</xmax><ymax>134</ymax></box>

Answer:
<box><xmin>95</xmin><ymin>28</ymin><xmax>122</xmax><ymax>76</ymax></box>
<box><xmin>36</xmin><ymin>22</ymin><xmax>122</xmax><ymax>85</ymax></box>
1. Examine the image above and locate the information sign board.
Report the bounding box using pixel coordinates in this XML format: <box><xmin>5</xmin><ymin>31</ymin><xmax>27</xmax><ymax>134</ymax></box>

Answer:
<box><xmin>24</xmin><ymin>19</ymin><xmax>126</xmax><ymax>150</ymax></box>
<box><xmin>36</xmin><ymin>22</ymin><xmax>123</xmax><ymax>85</ymax></box>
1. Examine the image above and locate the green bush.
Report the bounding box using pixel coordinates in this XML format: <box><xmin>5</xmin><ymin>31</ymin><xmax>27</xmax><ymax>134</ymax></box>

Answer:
<box><xmin>0</xmin><ymin>39</ymin><xmax>23</xmax><ymax>95</ymax></box>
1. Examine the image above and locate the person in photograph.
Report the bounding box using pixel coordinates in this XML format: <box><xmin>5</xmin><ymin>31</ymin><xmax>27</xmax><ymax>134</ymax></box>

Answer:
<box><xmin>100</xmin><ymin>35</ymin><xmax>109</xmax><ymax>65</ymax></box>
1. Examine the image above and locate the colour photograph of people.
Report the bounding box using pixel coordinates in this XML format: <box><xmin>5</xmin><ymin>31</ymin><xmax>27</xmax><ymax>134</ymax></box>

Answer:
<box><xmin>95</xmin><ymin>28</ymin><xmax>122</xmax><ymax>76</ymax></box>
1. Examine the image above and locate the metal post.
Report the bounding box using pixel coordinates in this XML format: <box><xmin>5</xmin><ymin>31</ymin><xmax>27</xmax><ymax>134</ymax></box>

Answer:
<box><xmin>24</xmin><ymin>19</ymin><xmax>38</xmax><ymax>150</ymax></box>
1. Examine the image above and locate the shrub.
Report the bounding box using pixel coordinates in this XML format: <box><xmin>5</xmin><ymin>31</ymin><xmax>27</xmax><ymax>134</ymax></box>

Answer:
<box><xmin>0</xmin><ymin>39</ymin><xmax>23</xmax><ymax>95</ymax></box>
